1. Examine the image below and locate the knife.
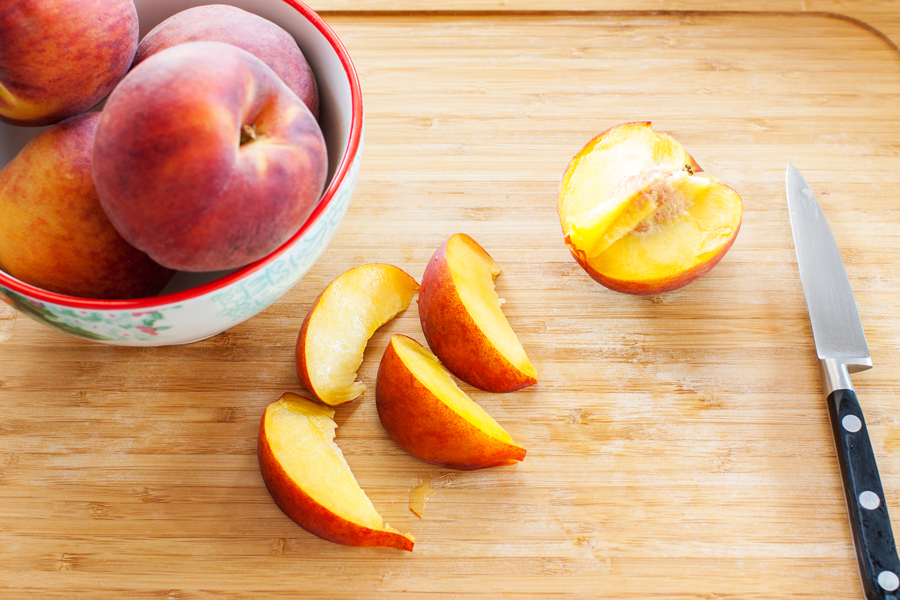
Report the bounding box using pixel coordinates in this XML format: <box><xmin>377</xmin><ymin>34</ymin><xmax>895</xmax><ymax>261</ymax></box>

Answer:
<box><xmin>787</xmin><ymin>163</ymin><xmax>900</xmax><ymax>599</ymax></box>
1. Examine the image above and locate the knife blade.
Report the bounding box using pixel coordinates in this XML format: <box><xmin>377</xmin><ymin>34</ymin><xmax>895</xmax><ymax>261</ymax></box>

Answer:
<box><xmin>787</xmin><ymin>163</ymin><xmax>900</xmax><ymax>599</ymax></box>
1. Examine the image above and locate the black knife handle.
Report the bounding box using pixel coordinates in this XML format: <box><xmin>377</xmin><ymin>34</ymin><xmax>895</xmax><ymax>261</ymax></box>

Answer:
<box><xmin>828</xmin><ymin>388</ymin><xmax>900</xmax><ymax>599</ymax></box>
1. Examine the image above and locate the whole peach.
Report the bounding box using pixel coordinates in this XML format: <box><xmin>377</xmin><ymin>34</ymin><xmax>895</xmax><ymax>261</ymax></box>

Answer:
<box><xmin>0</xmin><ymin>113</ymin><xmax>174</xmax><ymax>299</ymax></box>
<box><xmin>0</xmin><ymin>0</ymin><xmax>138</xmax><ymax>126</ymax></box>
<box><xmin>134</xmin><ymin>4</ymin><xmax>319</xmax><ymax>118</ymax></box>
<box><xmin>93</xmin><ymin>42</ymin><xmax>328</xmax><ymax>273</ymax></box>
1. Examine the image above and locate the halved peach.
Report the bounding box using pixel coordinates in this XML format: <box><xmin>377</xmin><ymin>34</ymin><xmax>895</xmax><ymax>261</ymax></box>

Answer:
<box><xmin>558</xmin><ymin>122</ymin><xmax>742</xmax><ymax>295</ymax></box>
<box><xmin>296</xmin><ymin>264</ymin><xmax>419</xmax><ymax>405</ymax></box>
<box><xmin>258</xmin><ymin>392</ymin><xmax>415</xmax><ymax>551</ymax></box>
<box><xmin>418</xmin><ymin>234</ymin><xmax>536</xmax><ymax>393</ymax></box>
<box><xmin>376</xmin><ymin>335</ymin><xmax>526</xmax><ymax>470</ymax></box>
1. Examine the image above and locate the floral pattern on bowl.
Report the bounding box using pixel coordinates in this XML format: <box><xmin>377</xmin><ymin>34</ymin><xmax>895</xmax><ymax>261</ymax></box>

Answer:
<box><xmin>0</xmin><ymin>288</ymin><xmax>178</xmax><ymax>342</ymax></box>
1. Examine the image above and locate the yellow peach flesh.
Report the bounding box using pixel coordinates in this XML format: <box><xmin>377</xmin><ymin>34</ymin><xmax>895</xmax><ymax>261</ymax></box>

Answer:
<box><xmin>0</xmin><ymin>70</ymin><xmax>50</xmax><ymax>124</ymax></box>
<box><xmin>565</xmin><ymin>168</ymin><xmax>712</xmax><ymax>258</ymax></box>
<box><xmin>447</xmin><ymin>236</ymin><xmax>536</xmax><ymax>381</ymax></box>
<box><xmin>302</xmin><ymin>265</ymin><xmax>419</xmax><ymax>405</ymax></box>
<box><xmin>264</xmin><ymin>396</ymin><xmax>398</xmax><ymax>534</ymax></box>
<box><xmin>409</xmin><ymin>480</ymin><xmax>433</xmax><ymax>518</ymax></box>
<box><xmin>0</xmin><ymin>83</ymin><xmax>25</xmax><ymax>116</ymax></box>
<box><xmin>560</xmin><ymin>122</ymin><xmax>686</xmax><ymax>220</ymax></box>
<box><xmin>590</xmin><ymin>181</ymin><xmax>742</xmax><ymax>283</ymax></box>
<box><xmin>392</xmin><ymin>334</ymin><xmax>517</xmax><ymax>445</ymax></box>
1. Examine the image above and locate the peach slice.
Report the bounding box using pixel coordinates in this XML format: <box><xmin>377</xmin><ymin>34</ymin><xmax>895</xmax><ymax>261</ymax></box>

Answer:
<box><xmin>558</xmin><ymin>122</ymin><xmax>742</xmax><ymax>295</ymax></box>
<box><xmin>296</xmin><ymin>264</ymin><xmax>420</xmax><ymax>406</ymax></box>
<box><xmin>418</xmin><ymin>234</ymin><xmax>536</xmax><ymax>393</ymax></box>
<box><xmin>258</xmin><ymin>392</ymin><xmax>415</xmax><ymax>551</ymax></box>
<box><xmin>376</xmin><ymin>334</ymin><xmax>526</xmax><ymax>470</ymax></box>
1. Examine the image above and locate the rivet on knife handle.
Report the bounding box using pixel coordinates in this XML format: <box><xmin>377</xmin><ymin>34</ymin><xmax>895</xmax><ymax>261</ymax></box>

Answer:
<box><xmin>828</xmin><ymin>387</ymin><xmax>900</xmax><ymax>599</ymax></box>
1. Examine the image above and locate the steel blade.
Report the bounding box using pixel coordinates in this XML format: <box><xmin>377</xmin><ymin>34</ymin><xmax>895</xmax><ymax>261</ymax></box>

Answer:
<box><xmin>786</xmin><ymin>163</ymin><xmax>870</xmax><ymax>363</ymax></box>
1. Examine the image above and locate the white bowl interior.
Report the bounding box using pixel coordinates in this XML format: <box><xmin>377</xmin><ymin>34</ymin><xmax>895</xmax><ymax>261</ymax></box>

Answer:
<box><xmin>0</xmin><ymin>0</ymin><xmax>354</xmax><ymax>296</ymax></box>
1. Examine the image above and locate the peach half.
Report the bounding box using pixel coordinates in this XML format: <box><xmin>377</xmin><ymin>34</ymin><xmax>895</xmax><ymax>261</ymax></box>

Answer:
<box><xmin>296</xmin><ymin>264</ymin><xmax>420</xmax><ymax>406</ymax></box>
<box><xmin>376</xmin><ymin>335</ymin><xmax>526</xmax><ymax>470</ymax></box>
<box><xmin>418</xmin><ymin>234</ymin><xmax>536</xmax><ymax>393</ymax></box>
<box><xmin>258</xmin><ymin>393</ymin><xmax>414</xmax><ymax>551</ymax></box>
<box><xmin>557</xmin><ymin>122</ymin><xmax>742</xmax><ymax>295</ymax></box>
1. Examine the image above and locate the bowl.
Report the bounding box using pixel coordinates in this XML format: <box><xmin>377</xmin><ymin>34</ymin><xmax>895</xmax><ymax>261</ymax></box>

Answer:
<box><xmin>0</xmin><ymin>0</ymin><xmax>362</xmax><ymax>346</ymax></box>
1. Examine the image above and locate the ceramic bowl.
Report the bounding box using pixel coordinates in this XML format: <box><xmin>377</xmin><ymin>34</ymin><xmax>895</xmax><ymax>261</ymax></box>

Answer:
<box><xmin>0</xmin><ymin>0</ymin><xmax>362</xmax><ymax>346</ymax></box>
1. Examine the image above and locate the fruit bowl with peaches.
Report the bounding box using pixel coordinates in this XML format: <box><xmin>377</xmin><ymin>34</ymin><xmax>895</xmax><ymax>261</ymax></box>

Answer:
<box><xmin>0</xmin><ymin>0</ymin><xmax>362</xmax><ymax>346</ymax></box>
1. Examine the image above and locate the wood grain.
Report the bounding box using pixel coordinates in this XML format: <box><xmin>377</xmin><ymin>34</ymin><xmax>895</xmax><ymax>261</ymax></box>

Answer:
<box><xmin>3</xmin><ymin>10</ymin><xmax>900</xmax><ymax>599</ymax></box>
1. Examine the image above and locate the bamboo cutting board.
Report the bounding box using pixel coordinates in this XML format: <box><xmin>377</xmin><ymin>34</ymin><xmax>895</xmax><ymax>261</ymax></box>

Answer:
<box><xmin>4</xmin><ymin>10</ymin><xmax>900</xmax><ymax>599</ymax></box>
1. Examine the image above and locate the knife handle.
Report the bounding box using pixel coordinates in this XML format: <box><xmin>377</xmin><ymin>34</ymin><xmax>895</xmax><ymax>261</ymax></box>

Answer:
<box><xmin>828</xmin><ymin>388</ymin><xmax>900</xmax><ymax>599</ymax></box>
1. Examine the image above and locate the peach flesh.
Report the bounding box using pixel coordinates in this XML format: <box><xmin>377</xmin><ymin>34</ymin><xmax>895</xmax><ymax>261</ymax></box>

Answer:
<box><xmin>296</xmin><ymin>264</ymin><xmax>420</xmax><ymax>406</ymax></box>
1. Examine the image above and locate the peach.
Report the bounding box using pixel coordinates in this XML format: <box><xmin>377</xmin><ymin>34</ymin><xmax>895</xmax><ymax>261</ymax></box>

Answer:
<box><xmin>134</xmin><ymin>4</ymin><xmax>319</xmax><ymax>119</ymax></box>
<box><xmin>296</xmin><ymin>264</ymin><xmax>420</xmax><ymax>406</ymax></box>
<box><xmin>376</xmin><ymin>335</ymin><xmax>526</xmax><ymax>470</ymax></box>
<box><xmin>418</xmin><ymin>234</ymin><xmax>536</xmax><ymax>393</ymax></box>
<box><xmin>0</xmin><ymin>113</ymin><xmax>174</xmax><ymax>299</ymax></box>
<box><xmin>558</xmin><ymin>122</ymin><xmax>742</xmax><ymax>295</ymax></box>
<box><xmin>0</xmin><ymin>0</ymin><xmax>138</xmax><ymax>126</ymax></box>
<box><xmin>258</xmin><ymin>393</ymin><xmax>414</xmax><ymax>551</ymax></box>
<box><xmin>92</xmin><ymin>41</ymin><xmax>327</xmax><ymax>272</ymax></box>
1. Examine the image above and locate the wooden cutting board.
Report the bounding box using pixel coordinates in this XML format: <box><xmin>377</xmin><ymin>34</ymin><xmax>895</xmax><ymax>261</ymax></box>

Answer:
<box><xmin>3</xmin><ymin>10</ymin><xmax>900</xmax><ymax>599</ymax></box>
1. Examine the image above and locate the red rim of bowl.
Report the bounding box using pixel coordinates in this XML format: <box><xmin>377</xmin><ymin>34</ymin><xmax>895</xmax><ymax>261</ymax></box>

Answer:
<box><xmin>0</xmin><ymin>0</ymin><xmax>362</xmax><ymax>311</ymax></box>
